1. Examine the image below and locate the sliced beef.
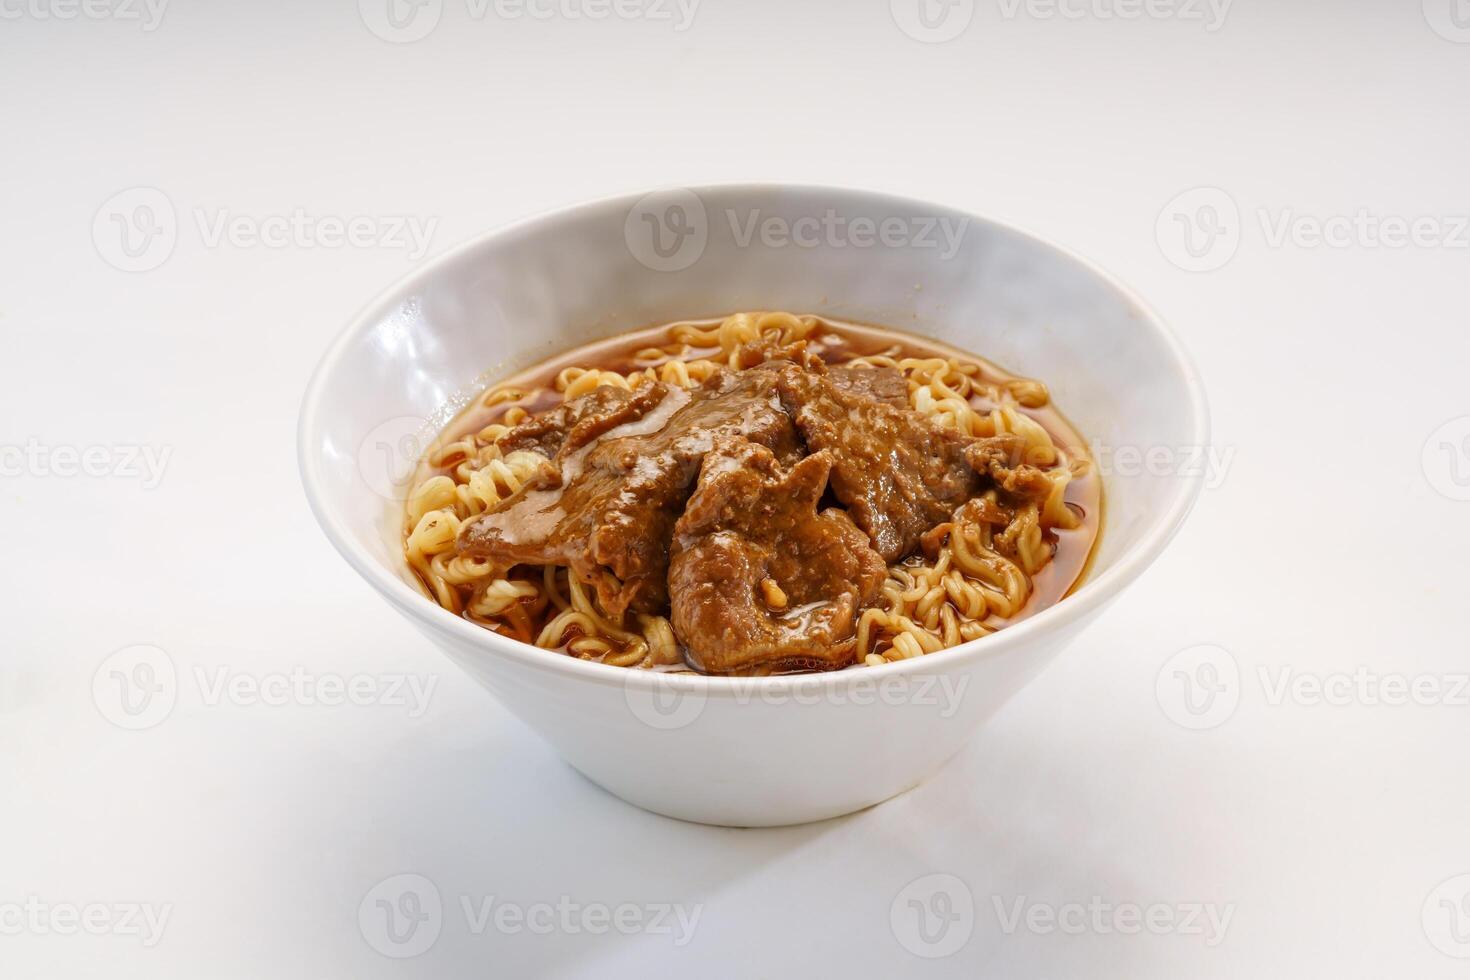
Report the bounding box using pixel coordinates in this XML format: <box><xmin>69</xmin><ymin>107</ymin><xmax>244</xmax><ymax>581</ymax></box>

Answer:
<box><xmin>777</xmin><ymin>370</ymin><xmax>979</xmax><ymax>562</ymax></box>
<box><xmin>669</xmin><ymin>437</ymin><xmax>887</xmax><ymax>674</ymax></box>
<box><xmin>732</xmin><ymin>333</ymin><xmax>821</xmax><ymax>371</ymax></box>
<box><xmin>734</xmin><ymin>334</ymin><xmax>909</xmax><ymax>408</ymax></box>
<box><xmin>964</xmin><ymin>434</ymin><xmax>1054</xmax><ymax>504</ymax></box>
<box><xmin>828</xmin><ymin>363</ymin><xmax>910</xmax><ymax>408</ymax></box>
<box><xmin>497</xmin><ymin>384</ymin><xmax>666</xmax><ymax>459</ymax></box>
<box><xmin>458</xmin><ymin>366</ymin><xmax>798</xmax><ymax>620</ymax></box>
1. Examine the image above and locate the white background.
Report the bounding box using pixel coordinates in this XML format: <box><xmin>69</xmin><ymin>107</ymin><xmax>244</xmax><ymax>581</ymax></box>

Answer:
<box><xmin>3</xmin><ymin>1</ymin><xmax>1469</xmax><ymax>976</ymax></box>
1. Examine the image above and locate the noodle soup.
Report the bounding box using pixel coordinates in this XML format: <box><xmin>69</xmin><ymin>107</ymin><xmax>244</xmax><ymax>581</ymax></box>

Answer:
<box><xmin>403</xmin><ymin>312</ymin><xmax>1101</xmax><ymax>675</ymax></box>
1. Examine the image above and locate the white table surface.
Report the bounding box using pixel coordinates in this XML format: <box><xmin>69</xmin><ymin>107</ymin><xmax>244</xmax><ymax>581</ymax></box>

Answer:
<box><xmin>4</xmin><ymin>3</ymin><xmax>1469</xmax><ymax>977</ymax></box>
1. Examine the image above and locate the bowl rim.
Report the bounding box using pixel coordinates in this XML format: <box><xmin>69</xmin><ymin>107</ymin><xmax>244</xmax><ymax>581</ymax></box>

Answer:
<box><xmin>298</xmin><ymin>181</ymin><xmax>1210</xmax><ymax>695</ymax></box>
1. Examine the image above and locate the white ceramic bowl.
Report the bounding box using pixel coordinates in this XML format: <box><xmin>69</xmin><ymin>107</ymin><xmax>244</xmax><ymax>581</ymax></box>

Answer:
<box><xmin>299</xmin><ymin>184</ymin><xmax>1208</xmax><ymax>827</ymax></box>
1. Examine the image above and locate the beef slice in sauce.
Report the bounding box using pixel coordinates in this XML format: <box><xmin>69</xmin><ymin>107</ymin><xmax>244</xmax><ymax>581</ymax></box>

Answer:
<box><xmin>827</xmin><ymin>363</ymin><xmax>911</xmax><ymax>408</ymax></box>
<box><xmin>734</xmin><ymin>334</ymin><xmax>909</xmax><ymax>408</ymax></box>
<box><xmin>964</xmin><ymin>434</ymin><xmax>1055</xmax><ymax>504</ymax></box>
<box><xmin>458</xmin><ymin>366</ymin><xmax>799</xmax><ymax>620</ymax></box>
<box><xmin>777</xmin><ymin>368</ymin><xmax>979</xmax><ymax>562</ymax></box>
<box><xmin>669</xmin><ymin>437</ymin><xmax>887</xmax><ymax>674</ymax></box>
<box><xmin>496</xmin><ymin>384</ymin><xmax>667</xmax><ymax>459</ymax></box>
